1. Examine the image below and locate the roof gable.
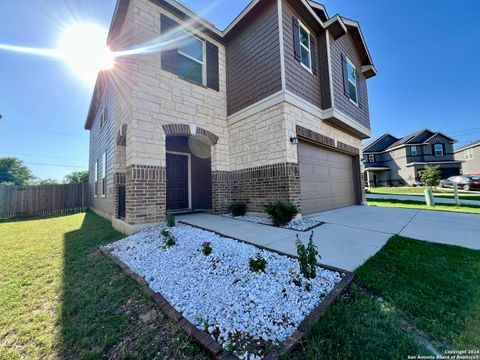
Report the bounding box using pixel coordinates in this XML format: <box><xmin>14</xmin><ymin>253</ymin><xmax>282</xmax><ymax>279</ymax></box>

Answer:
<box><xmin>364</xmin><ymin>133</ymin><xmax>398</xmax><ymax>153</ymax></box>
<box><xmin>455</xmin><ymin>139</ymin><xmax>480</xmax><ymax>153</ymax></box>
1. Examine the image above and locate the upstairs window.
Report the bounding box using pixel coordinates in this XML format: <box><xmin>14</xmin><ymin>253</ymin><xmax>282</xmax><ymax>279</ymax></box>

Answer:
<box><xmin>94</xmin><ymin>161</ymin><xmax>98</xmax><ymax>198</ymax></box>
<box><xmin>434</xmin><ymin>144</ymin><xmax>444</xmax><ymax>156</ymax></box>
<box><xmin>100</xmin><ymin>91</ymin><xmax>107</xmax><ymax>129</ymax></box>
<box><xmin>465</xmin><ymin>148</ymin><xmax>474</xmax><ymax>160</ymax></box>
<box><xmin>369</xmin><ymin>154</ymin><xmax>375</xmax><ymax>163</ymax></box>
<box><xmin>346</xmin><ymin>58</ymin><xmax>358</xmax><ymax>104</ymax></box>
<box><xmin>178</xmin><ymin>31</ymin><xmax>205</xmax><ymax>85</ymax></box>
<box><xmin>410</xmin><ymin>146</ymin><xmax>418</xmax><ymax>156</ymax></box>
<box><xmin>101</xmin><ymin>152</ymin><xmax>107</xmax><ymax>197</ymax></box>
<box><xmin>299</xmin><ymin>22</ymin><xmax>311</xmax><ymax>70</ymax></box>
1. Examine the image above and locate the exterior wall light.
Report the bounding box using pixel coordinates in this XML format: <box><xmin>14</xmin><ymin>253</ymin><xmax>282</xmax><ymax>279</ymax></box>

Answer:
<box><xmin>290</xmin><ymin>137</ymin><xmax>299</xmax><ymax>145</ymax></box>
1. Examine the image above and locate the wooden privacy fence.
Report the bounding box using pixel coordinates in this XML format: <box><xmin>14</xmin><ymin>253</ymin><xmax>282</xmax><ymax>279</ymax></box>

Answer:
<box><xmin>0</xmin><ymin>183</ymin><xmax>89</xmax><ymax>219</ymax></box>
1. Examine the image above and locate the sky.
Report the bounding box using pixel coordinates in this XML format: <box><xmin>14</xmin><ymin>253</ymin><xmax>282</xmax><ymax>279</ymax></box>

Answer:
<box><xmin>1</xmin><ymin>0</ymin><xmax>479</xmax><ymax>181</ymax></box>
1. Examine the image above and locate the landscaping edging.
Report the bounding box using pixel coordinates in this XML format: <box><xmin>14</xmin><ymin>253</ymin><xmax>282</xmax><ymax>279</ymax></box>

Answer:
<box><xmin>222</xmin><ymin>214</ymin><xmax>326</xmax><ymax>232</ymax></box>
<box><xmin>100</xmin><ymin>225</ymin><xmax>354</xmax><ymax>359</ymax></box>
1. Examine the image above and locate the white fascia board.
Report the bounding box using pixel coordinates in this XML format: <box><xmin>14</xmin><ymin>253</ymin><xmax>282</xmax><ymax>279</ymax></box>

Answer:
<box><xmin>341</xmin><ymin>17</ymin><xmax>374</xmax><ymax>66</ymax></box>
<box><xmin>224</xmin><ymin>0</ymin><xmax>261</xmax><ymax>35</ymax></box>
<box><xmin>164</xmin><ymin>0</ymin><xmax>223</xmax><ymax>36</ymax></box>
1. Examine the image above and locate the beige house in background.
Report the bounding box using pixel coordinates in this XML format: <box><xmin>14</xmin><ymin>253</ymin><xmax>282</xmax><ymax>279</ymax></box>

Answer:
<box><xmin>85</xmin><ymin>0</ymin><xmax>377</xmax><ymax>234</ymax></box>
<box><xmin>455</xmin><ymin>140</ymin><xmax>480</xmax><ymax>175</ymax></box>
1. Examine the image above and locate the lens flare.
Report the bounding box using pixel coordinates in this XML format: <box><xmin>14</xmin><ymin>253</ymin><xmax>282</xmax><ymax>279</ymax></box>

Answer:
<box><xmin>59</xmin><ymin>23</ymin><xmax>114</xmax><ymax>83</ymax></box>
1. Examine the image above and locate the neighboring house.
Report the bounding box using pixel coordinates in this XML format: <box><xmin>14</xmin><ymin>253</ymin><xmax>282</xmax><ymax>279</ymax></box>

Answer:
<box><xmin>454</xmin><ymin>140</ymin><xmax>480</xmax><ymax>175</ymax></box>
<box><xmin>85</xmin><ymin>0</ymin><xmax>377</xmax><ymax>234</ymax></box>
<box><xmin>363</xmin><ymin>129</ymin><xmax>462</xmax><ymax>187</ymax></box>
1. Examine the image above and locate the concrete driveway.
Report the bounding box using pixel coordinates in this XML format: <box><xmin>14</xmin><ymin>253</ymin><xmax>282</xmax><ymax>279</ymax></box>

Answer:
<box><xmin>178</xmin><ymin>206</ymin><xmax>480</xmax><ymax>272</ymax></box>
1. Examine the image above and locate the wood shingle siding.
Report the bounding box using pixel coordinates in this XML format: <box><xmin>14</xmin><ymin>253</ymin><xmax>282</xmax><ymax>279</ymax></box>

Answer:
<box><xmin>330</xmin><ymin>32</ymin><xmax>370</xmax><ymax>129</ymax></box>
<box><xmin>226</xmin><ymin>0</ymin><xmax>282</xmax><ymax>115</ymax></box>
<box><xmin>283</xmin><ymin>0</ymin><xmax>324</xmax><ymax>109</ymax></box>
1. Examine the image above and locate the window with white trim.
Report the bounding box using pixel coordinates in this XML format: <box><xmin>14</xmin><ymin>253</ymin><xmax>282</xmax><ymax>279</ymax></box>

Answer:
<box><xmin>298</xmin><ymin>22</ymin><xmax>311</xmax><ymax>70</ymax></box>
<box><xmin>94</xmin><ymin>160</ymin><xmax>98</xmax><ymax>198</ymax></box>
<box><xmin>346</xmin><ymin>58</ymin><xmax>358</xmax><ymax>104</ymax></box>
<box><xmin>368</xmin><ymin>154</ymin><xmax>375</xmax><ymax>163</ymax></box>
<box><xmin>100</xmin><ymin>91</ymin><xmax>107</xmax><ymax>129</ymax></box>
<box><xmin>465</xmin><ymin>148</ymin><xmax>474</xmax><ymax>160</ymax></box>
<box><xmin>178</xmin><ymin>30</ymin><xmax>205</xmax><ymax>85</ymax></box>
<box><xmin>101</xmin><ymin>152</ymin><xmax>106</xmax><ymax>197</ymax></box>
<box><xmin>434</xmin><ymin>144</ymin><xmax>444</xmax><ymax>156</ymax></box>
<box><xmin>410</xmin><ymin>146</ymin><xmax>418</xmax><ymax>156</ymax></box>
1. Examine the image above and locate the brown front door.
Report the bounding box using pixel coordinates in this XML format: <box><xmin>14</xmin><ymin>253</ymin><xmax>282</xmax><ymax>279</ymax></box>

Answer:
<box><xmin>166</xmin><ymin>153</ymin><xmax>189</xmax><ymax>210</ymax></box>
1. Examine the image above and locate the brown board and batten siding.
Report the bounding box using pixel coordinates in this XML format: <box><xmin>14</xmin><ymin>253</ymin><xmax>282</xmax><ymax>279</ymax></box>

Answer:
<box><xmin>89</xmin><ymin>84</ymin><xmax>116</xmax><ymax>217</ymax></box>
<box><xmin>283</xmin><ymin>0</ymin><xmax>328</xmax><ymax>109</ymax></box>
<box><xmin>329</xmin><ymin>32</ymin><xmax>370</xmax><ymax>129</ymax></box>
<box><xmin>226</xmin><ymin>0</ymin><xmax>282</xmax><ymax>115</ymax></box>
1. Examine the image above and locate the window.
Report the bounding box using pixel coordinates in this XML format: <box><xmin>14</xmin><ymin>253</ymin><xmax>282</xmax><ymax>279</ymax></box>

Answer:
<box><xmin>177</xmin><ymin>30</ymin><xmax>205</xmax><ymax>85</ymax></box>
<box><xmin>101</xmin><ymin>152</ymin><xmax>106</xmax><ymax>197</ymax></box>
<box><xmin>465</xmin><ymin>148</ymin><xmax>474</xmax><ymax>160</ymax></box>
<box><xmin>410</xmin><ymin>146</ymin><xmax>418</xmax><ymax>156</ymax></box>
<box><xmin>369</xmin><ymin>154</ymin><xmax>375</xmax><ymax>163</ymax></box>
<box><xmin>94</xmin><ymin>161</ymin><xmax>98</xmax><ymax>197</ymax></box>
<box><xmin>298</xmin><ymin>22</ymin><xmax>311</xmax><ymax>70</ymax></box>
<box><xmin>434</xmin><ymin>144</ymin><xmax>444</xmax><ymax>156</ymax></box>
<box><xmin>100</xmin><ymin>91</ymin><xmax>107</xmax><ymax>129</ymax></box>
<box><xmin>346</xmin><ymin>58</ymin><xmax>358</xmax><ymax>104</ymax></box>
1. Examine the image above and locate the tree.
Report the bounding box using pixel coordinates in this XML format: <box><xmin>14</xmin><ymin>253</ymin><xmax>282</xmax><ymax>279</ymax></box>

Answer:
<box><xmin>64</xmin><ymin>170</ymin><xmax>89</xmax><ymax>183</ymax></box>
<box><xmin>0</xmin><ymin>158</ymin><xmax>34</xmax><ymax>186</ymax></box>
<box><xmin>419</xmin><ymin>165</ymin><xmax>441</xmax><ymax>188</ymax></box>
<box><xmin>35</xmin><ymin>178</ymin><xmax>60</xmax><ymax>185</ymax></box>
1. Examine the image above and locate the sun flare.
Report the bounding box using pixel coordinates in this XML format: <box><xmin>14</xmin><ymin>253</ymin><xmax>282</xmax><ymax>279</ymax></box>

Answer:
<box><xmin>59</xmin><ymin>23</ymin><xmax>114</xmax><ymax>83</ymax></box>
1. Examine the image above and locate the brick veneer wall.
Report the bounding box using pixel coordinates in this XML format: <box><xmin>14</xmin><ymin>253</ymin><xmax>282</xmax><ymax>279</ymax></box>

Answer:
<box><xmin>212</xmin><ymin>171</ymin><xmax>232</xmax><ymax>214</ymax></box>
<box><xmin>113</xmin><ymin>172</ymin><xmax>126</xmax><ymax>219</ymax></box>
<box><xmin>212</xmin><ymin>163</ymin><xmax>301</xmax><ymax>214</ymax></box>
<box><xmin>125</xmin><ymin>165</ymin><xmax>166</xmax><ymax>224</ymax></box>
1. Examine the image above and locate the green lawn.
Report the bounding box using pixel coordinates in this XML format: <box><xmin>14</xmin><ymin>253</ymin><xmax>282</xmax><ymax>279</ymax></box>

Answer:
<box><xmin>2</xmin><ymin>213</ymin><xmax>479</xmax><ymax>360</ymax></box>
<box><xmin>368</xmin><ymin>186</ymin><xmax>480</xmax><ymax>201</ymax></box>
<box><xmin>0</xmin><ymin>212</ymin><xmax>208</xmax><ymax>360</ymax></box>
<box><xmin>289</xmin><ymin>236</ymin><xmax>480</xmax><ymax>359</ymax></box>
<box><xmin>368</xmin><ymin>198</ymin><xmax>480</xmax><ymax>215</ymax></box>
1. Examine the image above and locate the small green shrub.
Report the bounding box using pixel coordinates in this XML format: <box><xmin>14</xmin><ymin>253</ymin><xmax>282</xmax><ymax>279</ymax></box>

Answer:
<box><xmin>296</xmin><ymin>231</ymin><xmax>320</xmax><ymax>279</ymax></box>
<box><xmin>166</xmin><ymin>214</ymin><xmax>176</xmax><ymax>227</ymax></box>
<box><xmin>202</xmin><ymin>242</ymin><xmax>212</xmax><ymax>256</ymax></box>
<box><xmin>161</xmin><ymin>229</ymin><xmax>176</xmax><ymax>247</ymax></box>
<box><xmin>264</xmin><ymin>201</ymin><xmax>298</xmax><ymax>227</ymax></box>
<box><xmin>228</xmin><ymin>202</ymin><xmax>247</xmax><ymax>217</ymax></box>
<box><xmin>249</xmin><ymin>253</ymin><xmax>267</xmax><ymax>272</ymax></box>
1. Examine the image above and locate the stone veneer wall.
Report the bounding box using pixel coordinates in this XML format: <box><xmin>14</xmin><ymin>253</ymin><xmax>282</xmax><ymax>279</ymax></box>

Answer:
<box><xmin>125</xmin><ymin>165</ymin><xmax>166</xmax><ymax>224</ymax></box>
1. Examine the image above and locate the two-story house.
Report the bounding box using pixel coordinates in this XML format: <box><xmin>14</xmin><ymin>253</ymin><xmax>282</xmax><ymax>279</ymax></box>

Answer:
<box><xmin>454</xmin><ymin>140</ymin><xmax>480</xmax><ymax>175</ymax></box>
<box><xmin>363</xmin><ymin>129</ymin><xmax>462</xmax><ymax>187</ymax></box>
<box><xmin>85</xmin><ymin>0</ymin><xmax>377</xmax><ymax>234</ymax></box>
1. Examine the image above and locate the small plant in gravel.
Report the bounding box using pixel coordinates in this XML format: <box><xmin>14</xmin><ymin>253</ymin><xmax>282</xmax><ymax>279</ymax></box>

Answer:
<box><xmin>228</xmin><ymin>202</ymin><xmax>247</xmax><ymax>217</ymax></box>
<box><xmin>166</xmin><ymin>214</ymin><xmax>176</xmax><ymax>227</ymax></box>
<box><xmin>161</xmin><ymin>229</ymin><xmax>176</xmax><ymax>247</ymax></box>
<box><xmin>249</xmin><ymin>253</ymin><xmax>267</xmax><ymax>272</ymax></box>
<box><xmin>202</xmin><ymin>242</ymin><xmax>212</xmax><ymax>256</ymax></box>
<box><xmin>296</xmin><ymin>231</ymin><xmax>320</xmax><ymax>279</ymax></box>
<box><xmin>264</xmin><ymin>201</ymin><xmax>298</xmax><ymax>227</ymax></box>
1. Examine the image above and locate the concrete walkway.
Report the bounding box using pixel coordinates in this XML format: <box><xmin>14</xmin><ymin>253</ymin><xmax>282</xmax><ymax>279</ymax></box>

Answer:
<box><xmin>367</xmin><ymin>193</ymin><xmax>480</xmax><ymax>206</ymax></box>
<box><xmin>178</xmin><ymin>206</ymin><xmax>480</xmax><ymax>272</ymax></box>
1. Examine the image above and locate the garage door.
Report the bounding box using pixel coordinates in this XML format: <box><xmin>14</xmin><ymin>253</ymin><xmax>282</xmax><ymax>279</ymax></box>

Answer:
<box><xmin>299</xmin><ymin>141</ymin><xmax>357</xmax><ymax>214</ymax></box>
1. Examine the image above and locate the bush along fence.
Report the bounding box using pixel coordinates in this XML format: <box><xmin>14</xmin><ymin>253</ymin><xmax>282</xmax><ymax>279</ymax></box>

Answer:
<box><xmin>0</xmin><ymin>183</ymin><xmax>89</xmax><ymax>219</ymax></box>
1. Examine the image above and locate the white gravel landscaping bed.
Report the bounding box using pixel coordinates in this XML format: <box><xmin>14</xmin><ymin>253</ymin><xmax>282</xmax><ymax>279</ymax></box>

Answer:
<box><xmin>223</xmin><ymin>214</ymin><xmax>324</xmax><ymax>231</ymax></box>
<box><xmin>105</xmin><ymin>224</ymin><xmax>342</xmax><ymax>359</ymax></box>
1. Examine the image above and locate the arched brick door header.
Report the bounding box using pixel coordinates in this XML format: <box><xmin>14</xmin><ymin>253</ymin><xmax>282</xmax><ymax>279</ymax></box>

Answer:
<box><xmin>162</xmin><ymin>124</ymin><xmax>219</xmax><ymax>145</ymax></box>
